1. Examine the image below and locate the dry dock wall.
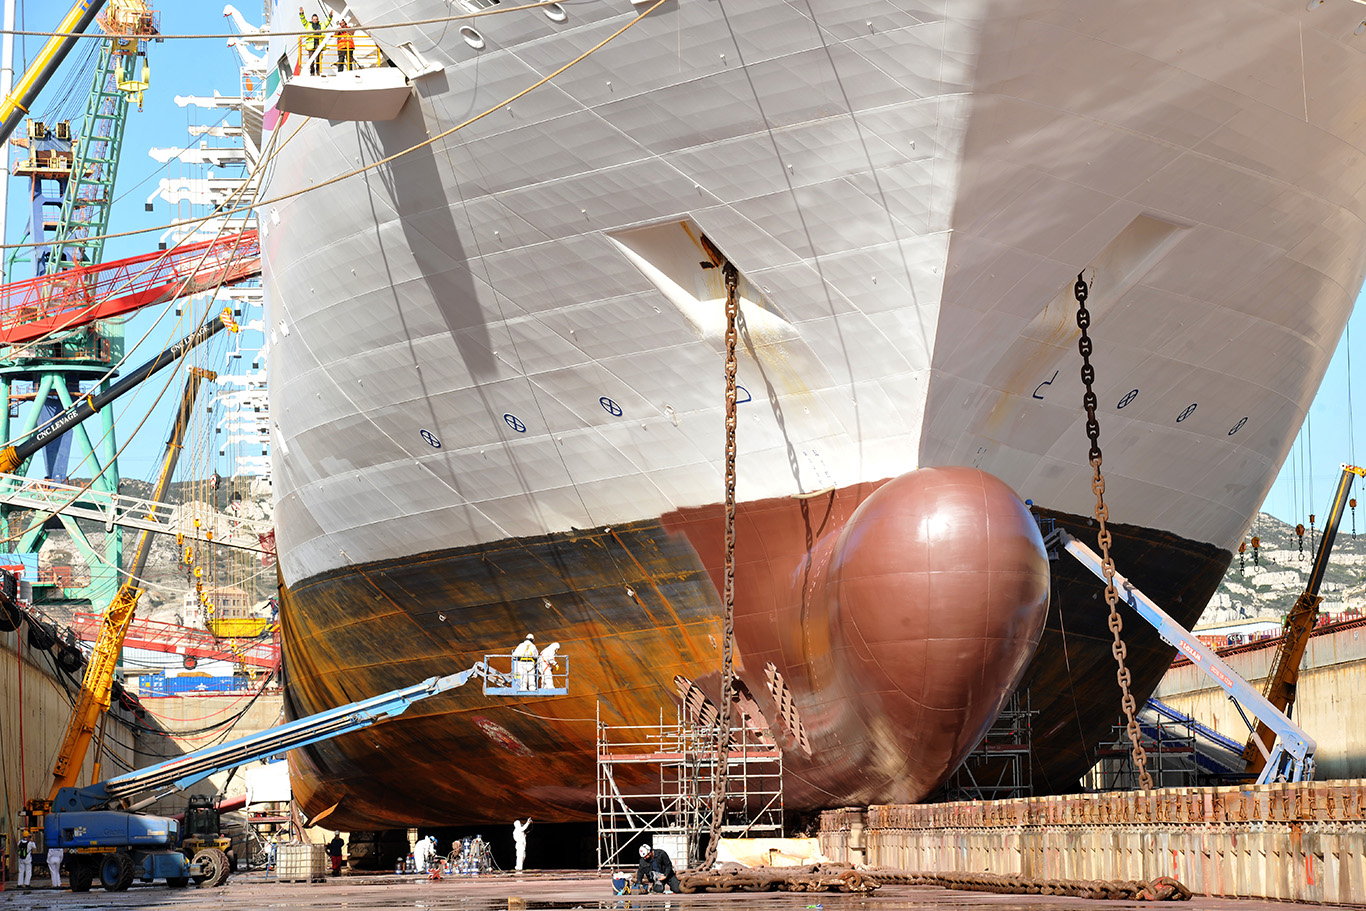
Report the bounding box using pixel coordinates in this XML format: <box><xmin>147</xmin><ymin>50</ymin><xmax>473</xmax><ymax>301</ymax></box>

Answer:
<box><xmin>819</xmin><ymin>782</ymin><xmax>1366</xmax><ymax>904</ymax></box>
<box><xmin>135</xmin><ymin>688</ymin><xmax>285</xmax><ymax>817</ymax></box>
<box><xmin>0</xmin><ymin>628</ymin><xmax>137</xmax><ymax>878</ymax></box>
<box><xmin>1155</xmin><ymin>621</ymin><xmax>1366</xmax><ymax>778</ymax></box>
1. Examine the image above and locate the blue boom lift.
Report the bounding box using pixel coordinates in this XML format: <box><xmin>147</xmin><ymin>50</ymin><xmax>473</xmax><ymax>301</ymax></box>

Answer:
<box><xmin>24</xmin><ymin>661</ymin><xmax>517</xmax><ymax>891</ymax></box>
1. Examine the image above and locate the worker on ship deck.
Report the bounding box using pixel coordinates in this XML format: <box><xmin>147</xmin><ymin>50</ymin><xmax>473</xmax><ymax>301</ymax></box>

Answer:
<box><xmin>336</xmin><ymin>20</ymin><xmax>356</xmax><ymax>71</ymax></box>
<box><xmin>299</xmin><ymin>7</ymin><xmax>333</xmax><ymax>75</ymax></box>
<box><xmin>512</xmin><ymin>633</ymin><xmax>538</xmax><ymax>689</ymax></box>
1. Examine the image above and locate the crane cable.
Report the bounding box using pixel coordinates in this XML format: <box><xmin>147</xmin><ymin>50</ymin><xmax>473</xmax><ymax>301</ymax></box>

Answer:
<box><xmin>0</xmin><ymin>0</ymin><xmax>671</xmax><ymax>255</ymax></box>
<box><xmin>701</xmin><ymin>262</ymin><xmax>740</xmax><ymax>871</ymax></box>
<box><xmin>1072</xmin><ymin>272</ymin><xmax>1151</xmax><ymax>791</ymax></box>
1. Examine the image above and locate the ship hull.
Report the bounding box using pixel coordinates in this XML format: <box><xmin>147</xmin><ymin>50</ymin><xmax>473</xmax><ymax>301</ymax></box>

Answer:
<box><xmin>282</xmin><ymin>468</ymin><xmax>1050</xmax><ymax>828</ymax></box>
<box><xmin>261</xmin><ymin>0</ymin><xmax>1366</xmax><ymax>825</ymax></box>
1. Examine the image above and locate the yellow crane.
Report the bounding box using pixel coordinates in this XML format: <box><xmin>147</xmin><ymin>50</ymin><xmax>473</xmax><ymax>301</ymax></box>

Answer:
<box><xmin>20</xmin><ymin>311</ymin><xmax>238</xmax><ymax>820</ymax></box>
<box><xmin>1243</xmin><ymin>462</ymin><xmax>1366</xmax><ymax>778</ymax></box>
<box><xmin>38</xmin><ymin>366</ymin><xmax>216</xmax><ymax>803</ymax></box>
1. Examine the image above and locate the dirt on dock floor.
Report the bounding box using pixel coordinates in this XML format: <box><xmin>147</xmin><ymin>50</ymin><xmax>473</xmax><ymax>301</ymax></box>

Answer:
<box><xmin>0</xmin><ymin>871</ymin><xmax>1305</xmax><ymax>911</ymax></box>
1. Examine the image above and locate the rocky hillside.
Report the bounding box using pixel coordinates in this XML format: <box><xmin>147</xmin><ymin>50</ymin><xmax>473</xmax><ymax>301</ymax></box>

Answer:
<box><xmin>1201</xmin><ymin>511</ymin><xmax>1366</xmax><ymax>627</ymax></box>
<box><xmin>23</xmin><ymin>475</ymin><xmax>274</xmax><ymax>626</ymax></box>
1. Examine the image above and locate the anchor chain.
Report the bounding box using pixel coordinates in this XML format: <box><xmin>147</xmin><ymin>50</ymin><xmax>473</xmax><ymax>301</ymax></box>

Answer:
<box><xmin>701</xmin><ymin>262</ymin><xmax>741</xmax><ymax>870</ymax></box>
<box><xmin>1073</xmin><ymin>272</ymin><xmax>1151</xmax><ymax>791</ymax></box>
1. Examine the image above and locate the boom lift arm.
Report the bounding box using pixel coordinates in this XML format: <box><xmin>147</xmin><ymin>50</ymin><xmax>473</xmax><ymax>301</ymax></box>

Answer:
<box><xmin>1244</xmin><ymin>463</ymin><xmax>1366</xmax><ymax>776</ymax></box>
<box><xmin>31</xmin><ymin>661</ymin><xmax>519</xmax><ymax>891</ymax></box>
<box><xmin>0</xmin><ymin>311</ymin><xmax>235</xmax><ymax>475</ymax></box>
<box><xmin>1051</xmin><ymin>528</ymin><xmax>1316</xmax><ymax>784</ymax></box>
<box><xmin>50</xmin><ymin>662</ymin><xmax>499</xmax><ymax>814</ymax></box>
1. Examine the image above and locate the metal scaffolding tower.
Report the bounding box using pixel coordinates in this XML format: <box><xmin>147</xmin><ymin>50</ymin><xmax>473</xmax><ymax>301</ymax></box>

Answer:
<box><xmin>595</xmin><ymin>704</ymin><xmax>783</xmax><ymax>871</ymax></box>
<box><xmin>1085</xmin><ymin>711</ymin><xmax>1199</xmax><ymax>791</ymax></box>
<box><xmin>944</xmin><ymin>689</ymin><xmax>1037</xmax><ymax>802</ymax></box>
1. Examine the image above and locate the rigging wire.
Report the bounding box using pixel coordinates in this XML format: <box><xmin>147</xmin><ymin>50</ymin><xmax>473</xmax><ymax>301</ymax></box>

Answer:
<box><xmin>0</xmin><ymin>0</ymin><xmax>671</xmax><ymax>254</ymax></box>
<box><xmin>1349</xmin><ymin>323</ymin><xmax>1357</xmax><ymax>470</ymax></box>
<box><xmin>2</xmin><ymin>1</ymin><xmax>566</xmax><ymax>40</ymax></box>
<box><xmin>0</xmin><ymin>106</ymin><xmax>297</xmax><ymax>547</ymax></box>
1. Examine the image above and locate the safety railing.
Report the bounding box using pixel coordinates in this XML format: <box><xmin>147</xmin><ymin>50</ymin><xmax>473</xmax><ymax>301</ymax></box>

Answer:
<box><xmin>482</xmin><ymin>651</ymin><xmax>569</xmax><ymax>696</ymax></box>
<box><xmin>295</xmin><ymin>35</ymin><xmax>384</xmax><ymax>76</ymax></box>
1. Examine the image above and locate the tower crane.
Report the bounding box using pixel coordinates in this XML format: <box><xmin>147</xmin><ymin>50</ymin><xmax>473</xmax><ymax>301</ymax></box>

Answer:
<box><xmin>2</xmin><ymin>0</ymin><xmax>162</xmax><ymax>608</ymax></box>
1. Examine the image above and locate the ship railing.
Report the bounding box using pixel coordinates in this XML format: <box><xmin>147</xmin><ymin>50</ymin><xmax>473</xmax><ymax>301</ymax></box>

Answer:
<box><xmin>295</xmin><ymin>34</ymin><xmax>384</xmax><ymax>76</ymax></box>
<box><xmin>482</xmin><ymin>652</ymin><xmax>568</xmax><ymax>696</ymax></box>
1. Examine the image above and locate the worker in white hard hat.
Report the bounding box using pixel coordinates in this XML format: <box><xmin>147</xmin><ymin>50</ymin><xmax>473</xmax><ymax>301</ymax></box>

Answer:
<box><xmin>512</xmin><ymin>633</ymin><xmax>538</xmax><ymax>690</ymax></box>
<box><xmin>634</xmin><ymin>842</ymin><xmax>680</xmax><ymax>894</ymax></box>
<box><xmin>537</xmin><ymin>641</ymin><xmax>561</xmax><ymax>689</ymax></box>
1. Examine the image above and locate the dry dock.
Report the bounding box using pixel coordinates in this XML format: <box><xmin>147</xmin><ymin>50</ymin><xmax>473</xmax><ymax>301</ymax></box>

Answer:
<box><xmin>0</xmin><ymin>871</ymin><xmax>1325</xmax><ymax>910</ymax></box>
<box><xmin>819</xmin><ymin>780</ymin><xmax>1366</xmax><ymax>905</ymax></box>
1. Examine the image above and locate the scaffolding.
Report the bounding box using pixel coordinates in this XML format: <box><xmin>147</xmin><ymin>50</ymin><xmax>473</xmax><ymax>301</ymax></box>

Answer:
<box><xmin>944</xmin><ymin>689</ymin><xmax>1036</xmax><ymax>802</ymax></box>
<box><xmin>595</xmin><ymin>703</ymin><xmax>782</xmax><ymax>871</ymax></box>
<box><xmin>1084</xmin><ymin>711</ymin><xmax>1199</xmax><ymax>791</ymax></box>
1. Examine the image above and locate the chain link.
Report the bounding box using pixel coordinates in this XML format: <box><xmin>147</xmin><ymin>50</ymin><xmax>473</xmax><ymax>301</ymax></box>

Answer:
<box><xmin>1073</xmin><ymin>272</ymin><xmax>1152</xmax><ymax>791</ymax></box>
<box><xmin>701</xmin><ymin>263</ymin><xmax>741</xmax><ymax>869</ymax></box>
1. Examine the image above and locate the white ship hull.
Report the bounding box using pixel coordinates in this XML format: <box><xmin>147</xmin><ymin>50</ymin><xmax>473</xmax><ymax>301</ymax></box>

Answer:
<box><xmin>258</xmin><ymin>0</ymin><xmax>1366</xmax><ymax>826</ymax></box>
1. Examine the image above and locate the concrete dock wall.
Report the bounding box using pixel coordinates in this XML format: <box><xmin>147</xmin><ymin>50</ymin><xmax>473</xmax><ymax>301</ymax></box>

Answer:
<box><xmin>135</xmin><ymin>688</ymin><xmax>285</xmax><ymax>822</ymax></box>
<box><xmin>1155</xmin><ymin>620</ymin><xmax>1366</xmax><ymax>779</ymax></box>
<box><xmin>0</xmin><ymin>628</ymin><xmax>138</xmax><ymax>878</ymax></box>
<box><xmin>819</xmin><ymin>781</ymin><xmax>1366</xmax><ymax>904</ymax></box>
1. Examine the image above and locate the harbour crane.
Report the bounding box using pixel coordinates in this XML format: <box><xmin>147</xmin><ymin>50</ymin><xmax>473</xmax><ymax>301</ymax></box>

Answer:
<box><xmin>2</xmin><ymin>0</ymin><xmax>163</xmax><ymax>607</ymax></box>
<box><xmin>0</xmin><ymin>1</ymin><xmax>108</xmax><ymax>146</ymax></box>
<box><xmin>1242</xmin><ymin>463</ymin><xmax>1366</xmax><ymax>778</ymax></box>
<box><xmin>37</xmin><ymin>345</ymin><xmax>220</xmax><ymax>802</ymax></box>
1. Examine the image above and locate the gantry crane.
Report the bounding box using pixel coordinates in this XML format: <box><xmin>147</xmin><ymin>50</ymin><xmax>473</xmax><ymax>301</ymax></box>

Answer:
<box><xmin>1</xmin><ymin>0</ymin><xmax>159</xmax><ymax>608</ymax></box>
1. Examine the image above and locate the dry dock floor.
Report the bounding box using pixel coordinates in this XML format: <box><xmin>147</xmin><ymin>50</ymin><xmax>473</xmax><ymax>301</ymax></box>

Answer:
<box><xmin>0</xmin><ymin>872</ymin><xmax>1325</xmax><ymax>910</ymax></box>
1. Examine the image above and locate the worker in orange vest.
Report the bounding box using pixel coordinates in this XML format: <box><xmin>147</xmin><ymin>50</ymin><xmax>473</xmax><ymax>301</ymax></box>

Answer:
<box><xmin>336</xmin><ymin>20</ymin><xmax>356</xmax><ymax>72</ymax></box>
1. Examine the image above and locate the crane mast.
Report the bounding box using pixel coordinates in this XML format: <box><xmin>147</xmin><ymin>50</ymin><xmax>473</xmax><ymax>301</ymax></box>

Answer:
<box><xmin>1243</xmin><ymin>463</ymin><xmax>1366</xmax><ymax>777</ymax></box>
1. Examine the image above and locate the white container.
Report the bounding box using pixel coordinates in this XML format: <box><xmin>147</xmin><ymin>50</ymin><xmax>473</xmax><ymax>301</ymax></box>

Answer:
<box><xmin>650</xmin><ymin>834</ymin><xmax>689</xmax><ymax>869</ymax></box>
<box><xmin>275</xmin><ymin>843</ymin><xmax>327</xmax><ymax>882</ymax></box>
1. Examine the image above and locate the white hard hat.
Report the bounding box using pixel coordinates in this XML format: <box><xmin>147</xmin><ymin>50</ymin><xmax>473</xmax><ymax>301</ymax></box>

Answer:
<box><xmin>526</xmin><ymin>633</ymin><xmax>534</xmax><ymax>640</ymax></box>
<box><xmin>639</xmin><ymin>843</ymin><xmax>651</xmax><ymax>857</ymax></box>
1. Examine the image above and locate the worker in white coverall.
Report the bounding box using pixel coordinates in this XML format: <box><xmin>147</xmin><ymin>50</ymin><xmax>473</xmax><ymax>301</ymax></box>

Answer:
<box><xmin>16</xmin><ymin>833</ymin><xmax>36</xmax><ymax>886</ymax></box>
<box><xmin>413</xmin><ymin>835</ymin><xmax>431</xmax><ymax>872</ymax></box>
<box><xmin>512</xmin><ymin>818</ymin><xmax>531</xmax><ymax>872</ymax></box>
<box><xmin>512</xmin><ymin>634</ymin><xmax>538</xmax><ymax>689</ymax></box>
<box><xmin>537</xmin><ymin>642</ymin><xmax>560</xmax><ymax>689</ymax></box>
<box><xmin>46</xmin><ymin>845</ymin><xmax>63</xmax><ymax>888</ymax></box>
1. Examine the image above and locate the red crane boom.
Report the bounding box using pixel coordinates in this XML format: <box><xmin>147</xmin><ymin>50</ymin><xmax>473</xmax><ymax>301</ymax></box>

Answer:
<box><xmin>0</xmin><ymin>230</ymin><xmax>260</xmax><ymax>344</ymax></box>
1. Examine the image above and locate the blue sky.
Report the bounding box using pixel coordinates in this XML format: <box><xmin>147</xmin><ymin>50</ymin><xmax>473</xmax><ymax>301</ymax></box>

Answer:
<box><xmin>1259</xmin><ymin>303</ymin><xmax>1365</xmax><ymax>530</ymax></box>
<box><xmin>5</xmin><ymin>4</ymin><xmax>258</xmax><ymax>481</ymax></box>
<box><xmin>5</xmin><ymin>4</ymin><xmax>1363</xmax><ymax>528</ymax></box>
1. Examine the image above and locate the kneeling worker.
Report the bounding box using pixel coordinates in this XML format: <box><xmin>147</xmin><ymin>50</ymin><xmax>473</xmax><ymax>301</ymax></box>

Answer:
<box><xmin>634</xmin><ymin>843</ymin><xmax>680</xmax><ymax>893</ymax></box>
